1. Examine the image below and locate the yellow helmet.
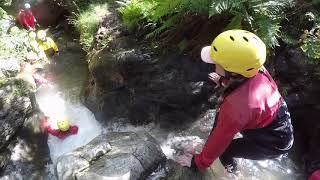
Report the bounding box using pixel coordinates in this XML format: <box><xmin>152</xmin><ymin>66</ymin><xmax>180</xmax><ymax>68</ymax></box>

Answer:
<box><xmin>37</xmin><ymin>30</ymin><xmax>46</xmax><ymax>41</ymax></box>
<box><xmin>203</xmin><ymin>29</ymin><xmax>266</xmax><ymax>77</ymax></box>
<box><xmin>57</xmin><ymin>118</ymin><xmax>70</xmax><ymax>132</ymax></box>
<box><xmin>29</xmin><ymin>32</ymin><xmax>36</xmax><ymax>39</ymax></box>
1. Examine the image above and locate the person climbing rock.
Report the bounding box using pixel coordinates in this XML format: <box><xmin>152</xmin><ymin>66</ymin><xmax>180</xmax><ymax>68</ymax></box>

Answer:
<box><xmin>19</xmin><ymin>60</ymin><xmax>52</xmax><ymax>88</ymax></box>
<box><xmin>18</xmin><ymin>3</ymin><xmax>36</xmax><ymax>31</ymax></box>
<box><xmin>28</xmin><ymin>31</ymin><xmax>48</xmax><ymax>62</ymax></box>
<box><xmin>178</xmin><ymin>30</ymin><xmax>294</xmax><ymax>174</ymax></box>
<box><xmin>41</xmin><ymin>116</ymin><xmax>78</xmax><ymax>140</ymax></box>
<box><xmin>37</xmin><ymin>30</ymin><xmax>59</xmax><ymax>58</ymax></box>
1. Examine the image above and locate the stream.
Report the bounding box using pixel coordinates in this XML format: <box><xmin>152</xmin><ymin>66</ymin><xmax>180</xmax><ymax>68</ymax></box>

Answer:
<box><xmin>1</xmin><ymin>32</ymin><xmax>306</xmax><ymax>180</ymax></box>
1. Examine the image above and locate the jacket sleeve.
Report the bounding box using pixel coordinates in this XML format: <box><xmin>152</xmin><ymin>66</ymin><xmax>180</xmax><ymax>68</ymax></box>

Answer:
<box><xmin>47</xmin><ymin>127</ymin><xmax>61</xmax><ymax>137</ymax></box>
<box><xmin>194</xmin><ymin>101</ymin><xmax>242</xmax><ymax>171</ymax></box>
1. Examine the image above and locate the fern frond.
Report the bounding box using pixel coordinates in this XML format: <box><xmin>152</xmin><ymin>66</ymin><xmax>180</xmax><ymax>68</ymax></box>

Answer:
<box><xmin>150</xmin><ymin>0</ymin><xmax>183</xmax><ymax>22</ymax></box>
<box><xmin>280</xmin><ymin>32</ymin><xmax>298</xmax><ymax>45</ymax></box>
<box><xmin>209</xmin><ymin>0</ymin><xmax>246</xmax><ymax>17</ymax></box>
<box><xmin>251</xmin><ymin>0</ymin><xmax>294</xmax><ymax>18</ymax></box>
<box><xmin>301</xmin><ymin>38</ymin><xmax>320</xmax><ymax>59</ymax></box>
<box><xmin>254</xmin><ymin>17</ymin><xmax>281</xmax><ymax>48</ymax></box>
<box><xmin>182</xmin><ymin>0</ymin><xmax>212</xmax><ymax>13</ymax></box>
<box><xmin>146</xmin><ymin>14</ymin><xmax>180</xmax><ymax>38</ymax></box>
<box><xmin>224</xmin><ymin>14</ymin><xmax>243</xmax><ymax>30</ymax></box>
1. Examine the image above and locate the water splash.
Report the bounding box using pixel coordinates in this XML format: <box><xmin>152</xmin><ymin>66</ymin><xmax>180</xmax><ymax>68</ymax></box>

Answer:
<box><xmin>35</xmin><ymin>86</ymin><xmax>102</xmax><ymax>162</ymax></box>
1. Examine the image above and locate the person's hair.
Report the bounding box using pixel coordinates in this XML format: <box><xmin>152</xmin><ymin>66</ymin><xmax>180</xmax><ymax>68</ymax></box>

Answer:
<box><xmin>221</xmin><ymin>71</ymin><xmax>249</xmax><ymax>97</ymax></box>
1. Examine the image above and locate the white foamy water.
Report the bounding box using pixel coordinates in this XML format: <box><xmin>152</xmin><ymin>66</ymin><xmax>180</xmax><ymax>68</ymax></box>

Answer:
<box><xmin>35</xmin><ymin>86</ymin><xmax>102</xmax><ymax>162</ymax></box>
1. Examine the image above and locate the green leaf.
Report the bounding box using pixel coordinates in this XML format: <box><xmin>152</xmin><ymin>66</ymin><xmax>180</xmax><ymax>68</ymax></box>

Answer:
<box><xmin>178</xmin><ymin>38</ymin><xmax>188</xmax><ymax>52</ymax></box>
<box><xmin>301</xmin><ymin>39</ymin><xmax>320</xmax><ymax>59</ymax></box>
<box><xmin>224</xmin><ymin>14</ymin><xmax>243</xmax><ymax>30</ymax></box>
<box><xmin>146</xmin><ymin>13</ymin><xmax>180</xmax><ymax>38</ymax></box>
<box><xmin>255</xmin><ymin>17</ymin><xmax>281</xmax><ymax>48</ymax></box>
<box><xmin>209</xmin><ymin>0</ymin><xmax>246</xmax><ymax>17</ymax></box>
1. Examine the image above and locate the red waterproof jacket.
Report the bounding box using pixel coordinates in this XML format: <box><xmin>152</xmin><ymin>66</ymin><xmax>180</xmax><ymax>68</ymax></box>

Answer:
<box><xmin>309</xmin><ymin>170</ymin><xmax>320</xmax><ymax>180</ymax></box>
<box><xmin>18</xmin><ymin>9</ymin><xmax>36</xmax><ymax>30</ymax></box>
<box><xmin>47</xmin><ymin>126</ymin><xmax>78</xmax><ymax>140</ymax></box>
<box><xmin>194</xmin><ymin>68</ymin><xmax>282</xmax><ymax>171</ymax></box>
<box><xmin>41</xmin><ymin>117</ymin><xmax>78</xmax><ymax>140</ymax></box>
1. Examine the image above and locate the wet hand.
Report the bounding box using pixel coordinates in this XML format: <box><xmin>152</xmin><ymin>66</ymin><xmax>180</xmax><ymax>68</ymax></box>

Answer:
<box><xmin>208</xmin><ymin>72</ymin><xmax>221</xmax><ymax>84</ymax></box>
<box><xmin>177</xmin><ymin>153</ymin><xmax>193</xmax><ymax>167</ymax></box>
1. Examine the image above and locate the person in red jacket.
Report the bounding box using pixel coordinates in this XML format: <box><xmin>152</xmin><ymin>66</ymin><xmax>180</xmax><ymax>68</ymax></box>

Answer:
<box><xmin>18</xmin><ymin>3</ymin><xmax>36</xmax><ymax>31</ymax></box>
<box><xmin>178</xmin><ymin>30</ymin><xmax>294</xmax><ymax>174</ymax></box>
<box><xmin>309</xmin><ymin>170</ymin><xmax>320</xmax><ymax>180</ymax></box>
<box><xmin>41</xmin><ymin>116</ymin><xmax>78</xmax><ymax>140</ymax></box>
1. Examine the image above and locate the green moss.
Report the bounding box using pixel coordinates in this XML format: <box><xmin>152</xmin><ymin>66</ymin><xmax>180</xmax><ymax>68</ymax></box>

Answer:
<box><xmin>119</xmin><ymin>0</ymin><xmax>157</xmax><ymax>30</ymax></box>
<box><xmin>0</xmin><ymin>0</ymin><xmax>12</xmax><ymax>7</ymax></box>
<box><xmin>69</xmin><ymin>3</ymin><xmax>109</xmax><ymax>53</ymax></box>
<box><xmin>0</xmin><ymin>8</ymin><xmax>29</xmax><ymax>62</ymax></box>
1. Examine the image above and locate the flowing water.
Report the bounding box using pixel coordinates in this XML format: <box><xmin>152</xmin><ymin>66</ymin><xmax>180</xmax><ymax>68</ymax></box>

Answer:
<box><xmin>1</xmin><ymin>37</ymin><xmax>102</xmax><ymax>179</ymax></box>
<box><xmin>34</xmin><ymin>39</ymin><xmax>102</xmax><ymax>163</ymax></box>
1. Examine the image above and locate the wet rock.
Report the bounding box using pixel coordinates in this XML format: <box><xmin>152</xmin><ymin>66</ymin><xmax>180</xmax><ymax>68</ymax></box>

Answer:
<box><xmin>0</xmin><ymin>79</ymin><xmax>32</xmax><ymax>150</ymax></box>
<box><xmin>1</xmin><ymin>113</ymin><xmax>50</xmax><ymax>179</ymax></box>
<box><xmin>55</xmin><ymin>131</ymin><xmax>165</xmax><ymax>180</ymax></box>
<box><xmin>0</xmin><ymin>79</ymin><xmax>32</xmax><ymax>170</ymax></box>
<box><xmin>270</xmin><ymin>44</ymin><xmax>320</xmax><ymax>176</ymax></box>
<box><xmin>0</xmin><ymin>59</ymin><xmax>20</xmax><ymax>78</ymax></box>
<box><xmin>32</xmin><ymin>0</ymin><xmax>65</xmax><ymax>27</ymax></box>
<box><xmin>84</xmin><ymin>2</ymin><xmax>216</xmax><ymax>126</ymax></box>
<box><xmin>165</xmin><ymin>160</ymin><xmax>215</xmax><ymax>180</ymax></box>
<box><xmin>0</xmin><ymin>148</ymin><xmax>10</xmax><ymax>171</ymax></box>
<box><xmin>0</xmin><ymin>0</ymin><xmax>12</xmax><ymax>7</ymax></box>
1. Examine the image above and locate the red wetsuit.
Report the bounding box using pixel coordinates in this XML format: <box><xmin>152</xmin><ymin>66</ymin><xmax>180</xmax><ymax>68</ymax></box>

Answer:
<box><xmin>194</xmin><ymin>68</ymin><xmax>282</xmax><ymax>171</ymax></box>
<box><xmin>18</xmin><ymin>9</ymin><xmax>36</xmax><ymax>30</ymax></box>
<box><xmin>47</xmin><ymin>126</ymin><xmax>78</xmax><ymax>140</ymax></box>
<box><xmin>41</xmin><ymin>117</ymin><xmax>78</xmax><ymax>140</ymax></box>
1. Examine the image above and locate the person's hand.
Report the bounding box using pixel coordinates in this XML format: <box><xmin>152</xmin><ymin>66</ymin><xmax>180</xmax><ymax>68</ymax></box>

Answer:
<box><xmin>177</xmin><ymin>153</ymin><xmax>193</xmax><ymax>167</ymax></box>
<box><xmin>208</xmin><ymin>72</ymin><xmax>221</xmax><ymax>84</ymax></box>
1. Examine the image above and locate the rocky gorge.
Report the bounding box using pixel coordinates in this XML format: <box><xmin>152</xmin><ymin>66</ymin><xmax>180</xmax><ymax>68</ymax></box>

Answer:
<box><xmin>0</xmin><ymin>0</ymin><xmax>320</xmax><ymax>179</ymax></box>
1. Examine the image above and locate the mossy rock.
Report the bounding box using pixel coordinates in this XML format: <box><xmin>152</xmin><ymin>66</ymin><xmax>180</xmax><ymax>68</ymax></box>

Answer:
<box><xmin>0</xmin><ymin>0</ymin><xmax>12</xmax><ymax>7</ymax></box>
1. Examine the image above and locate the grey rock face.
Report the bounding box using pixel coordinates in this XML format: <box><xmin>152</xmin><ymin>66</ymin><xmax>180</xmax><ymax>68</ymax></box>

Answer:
<box><xmin>0</xmin><ymin>59</ymin><xmax>21</xmax><ymax>78</ymax></box>
<box><xmin>83</xmin><ymin>2</ymin><xmax>217</xmax><ymax>127</ymax></box>
<box><xmin>0</xmin><ymin>79</ymin><xmax>31</xmax><ymax>149</ymax></box>
<box><xmin>55</xmin><ymin>131</ymin><xmax>165</xmax><ymax>180</ymax></box>
<box><xmin>0</xmin><ymin>79</ymin><xmax>32</xmax><ymax>170</ymax></box>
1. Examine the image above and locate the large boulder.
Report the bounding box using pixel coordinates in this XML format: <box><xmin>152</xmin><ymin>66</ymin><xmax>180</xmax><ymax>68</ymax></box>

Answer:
<box><xmin>0</xmin><ymin>59</ymin><xmax>20</xmax><ymax>78</ymax></box>
<box><xmin>55</xmin><ymin>131</ymin><xmax>166</xmax><ymax>180</ymax></box>
<box><xmin>32</xmin><ymin>0</ymin><xmax>65</xmax><ymax>27</ymax></box>
<box><xmin>269</xmin><ymin>45</ymin><xmax>320</xmax><ymax>176</ymax></box>
<box><xmin>0</xmin><ymin>79</ymin><xmax>32</xmax><ymax>170</ymax></box>
<box><xmin>84</xmin><ymin>2</ymin><xmax>216</xmax><ymax>127</ymax></box>
<box><xmin>0</xmin><ymin>0</ymin><xmax>12</xmax><ymax>7</ymax></box>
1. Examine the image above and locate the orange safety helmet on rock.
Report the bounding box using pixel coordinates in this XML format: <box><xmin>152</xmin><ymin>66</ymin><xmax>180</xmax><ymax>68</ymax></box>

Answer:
<box><xmin>201</xmin><ymin>29</ymin><xmax>267</xmax><ymax>77</ymax></box>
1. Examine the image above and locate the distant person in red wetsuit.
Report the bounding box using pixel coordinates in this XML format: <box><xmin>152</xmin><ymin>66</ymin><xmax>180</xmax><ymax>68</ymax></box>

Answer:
<box><xmin>178</xmin><ymin>30</ymin><xmax>294</xmax><ymax>174</ymax></box>
<box><xmin>41</xmin><ymin>116</ymin><xmax>78</xmax><ymax>140</ymax></box>
<box><xmin>18</xmin><ymin>3</ymin><xmax>36</xmax><ymax>31</ymax></box>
